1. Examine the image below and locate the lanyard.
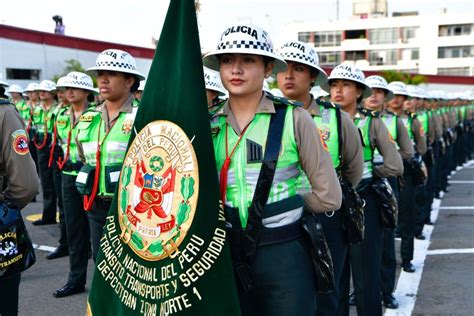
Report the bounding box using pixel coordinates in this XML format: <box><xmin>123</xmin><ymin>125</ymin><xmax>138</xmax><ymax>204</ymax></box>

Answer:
<box><xmin>83</xmin><ymin>118</ymin><xmax>114</xmax><ymax>211</ymax></box>
<box><xmin>219</xmin><ymin>122</ymin><xmax>250</xmax><ymax>204</ymax></box>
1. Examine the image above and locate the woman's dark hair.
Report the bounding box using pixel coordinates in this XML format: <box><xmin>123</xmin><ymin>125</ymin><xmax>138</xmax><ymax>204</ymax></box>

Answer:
<box><xmin>124</xmin><ymin>74</ymin><xmax>140</xmax><ymax>93</ymax></box>
<box><xmin>356</xmin><ymin>82</ymin><xmax>365</xmax><ymax>104</ymax></box>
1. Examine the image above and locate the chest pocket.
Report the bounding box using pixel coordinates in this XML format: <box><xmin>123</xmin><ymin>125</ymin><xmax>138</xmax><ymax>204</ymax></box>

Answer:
<box><xmin>76</xmin><ymin>115</ymin><xmax>99</xmax><ymax>143</ymax></box>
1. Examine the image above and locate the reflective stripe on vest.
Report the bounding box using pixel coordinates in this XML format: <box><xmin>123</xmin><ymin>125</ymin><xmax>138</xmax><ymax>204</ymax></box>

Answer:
<box><xmin>312</xmin><ymin>105</ymin><xmax>340</xmax><ymax>169</ymax></box>
<box><xmin>354</xmin><ymin>116</ymin><xmax>373</xmax><ymax>179</ymax></box>
<box><xmin>32</xmin><ymin>104</ymin><xmax>56</xmax><ymax>133</ymax></box>
<box><xmin>78</xmin><ymin>106</ymin><xmax>138</xmax><ymax>196</ymax></box>
<box><xmin>374</xmin><ymin>114</ymin><xmax>398</xmax><ymax>165</ymax></box>
<box><xmin>212</xmin><ymin>106</ymin><xmax>304</xmax><ymax>228</ymax></box>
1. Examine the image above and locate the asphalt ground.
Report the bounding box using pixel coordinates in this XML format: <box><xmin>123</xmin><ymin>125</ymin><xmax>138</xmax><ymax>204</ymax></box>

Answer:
<box><xmin>16</xmin><ymin>161</ymin><xmax>474</xmax><ymax>315</ymax></box>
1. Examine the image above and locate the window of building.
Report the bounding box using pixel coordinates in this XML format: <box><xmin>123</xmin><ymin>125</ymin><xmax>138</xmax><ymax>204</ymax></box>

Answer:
<box><xmin>438</xmin><ymin>24</ymin><xmax>473</xmax><ymax>36</ymax></box>
<box><xmin>368</xmin><ymin>28</ymin><xmax>398</xmax><ymax>44</ymax></box>
<box><xmin>438</xmin><ymin>46</ymin><xmax>474</xmax><ymax>58</ymax></box>
<box><xmin>345</xmin><ymin>29</ymin><xmax>366</xmax><ymax>40</ymax></box>
<box><xmin>368</xmin><ymin>49</ymin><xmax>398</xmax><ymax>65</ymax></box>
<box><xmin>298</xmin><ymin>32</ymin><xmax>312</xmax><ymax>43</ymax></box>
<box><xmin>318</xmin><ymin>51</ymin><xmax>342</xmax><ymax>67</ymax></box>
<box><xmin>400</xmin><ymin>26</ymin><xmax>419</xmax><ymax>43</ymax></box>
<box><xmin>345</xmin><ymin>50</ymin><xmax>366</xmax><ymax>61</ymax></box>
<box><xmin>6</xmin><ymin>68</ymin><xmax>41</xmax><ymax>80</ymax></box>
<box><xmin>437</xmin><ymin>67</ymin><xmax>471</xmax><ymax>76</ymax></box>
<box><xmin>313</xmin><ymin>31</ymin><xmax>342</xmax><ymax>47</ymax></box>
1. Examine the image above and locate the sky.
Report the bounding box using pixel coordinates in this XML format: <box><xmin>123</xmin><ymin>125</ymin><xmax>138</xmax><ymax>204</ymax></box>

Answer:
<box><xmin>2</xmin><ymin>0</ymin><xmax>473</xmax><ymax>51</ymax></box>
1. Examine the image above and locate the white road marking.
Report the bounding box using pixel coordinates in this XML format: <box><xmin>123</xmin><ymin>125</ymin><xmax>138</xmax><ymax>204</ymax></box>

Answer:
<box><xmin>448</xmin><ymin>180</ymin><xmax>474</xmax><ymax>184</ymax></box>
<box><xmin>385</xmin><ymin>199</ymin><xmax>440</xmax><ymax>316</ymax></box>
<box><xmin>439</xmin><ymin>206</ymin><xmax>474</xmax><ymax>210</ymax></box>
<box><xmin>33</xmin><ymin>244</ymin><xmax>55</xmax><ymax>253</ymax></box>
<box><xmin>426</xmin><ymin>248</ymin><xmax>474</xmax><ymax>255</ymax></box>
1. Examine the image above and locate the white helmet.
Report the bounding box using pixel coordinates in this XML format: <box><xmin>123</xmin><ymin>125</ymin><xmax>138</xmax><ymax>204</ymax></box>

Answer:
<box><xmin>86</xmin><ymin>49</ymin><xmax>145</xmax><ymax>80</ymax></box>
<box><xmin>406</xmin><ymin>85</ymin><xmax>424</xmax><ymax>99</ymax></box>
<box><xmin>277</xmin><ymin>41</ymin><xmax>329</xmax><ymax>91</ymax></box>
<box><xmin>62</xmin><ymin>72</ymin><xmax>95</xmax><ymax>92</ymax></box>
<box><xmin>311</xmin><ymin>86</ymin><xmax>329</xmax><ymax>99</ymax></box>
<box><xmin>387</xmin><ymin>81</ymin><xmax>409</xmax><ymax>97</ymax></box>
<box><xmin>326</xmin><ymin>63</ymin><xmax>372</xmax><ymax>98</ymax></box>
<box><xmin>138</xmin><ymin>80</ymin><xmax>146</xmax><ymax>92</ymax></box>
<box><xmin>204</xmin><ymin>67</ymin><xmax>226</xmax><ymax>96</ymax></box>
<box><xmin>36</xmin><ymin>80</ymin><xmax>57</xmax><ymax>92</ymax></box>
<box><xmin>365</xmin><ymin>75</ymin><xmax>394</xmax><ymax>101</ymax></box>
<box><xmin>0</xmin><ymin>73</ymin><xmax>9</xmax><ymax>88</ymax></box>
<box><xmin>56</xmin><ymin>76</ymin><xmax>69</xmax><ymax>91</ymax></box>
<box><xmin>203</xmin><ymin>24</ymin><xmax>287</xmax><ymax>74</ymax></box>
<box><xmin>7</xmin><ymin>84</ymin><xmax>23</xmax><ymax>94</ymax></box>
<box><xmin>24</xmin><ymin>83</ymin><xmax>39</xmax><ymax>93</ymax></box>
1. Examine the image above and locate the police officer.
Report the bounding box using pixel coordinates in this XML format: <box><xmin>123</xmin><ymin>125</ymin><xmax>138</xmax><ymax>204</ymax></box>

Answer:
<box><xmin>32</xmin><ymin>80</ymin><xmax>65</xmax><ymax>230</ymax></box>
<box><xmin>0</xmin><ymin>83</ymin><xmax>39</xmax><ymax>316</ymax></box>
<box><xmin>276</xmin><ymin>41</ymin><xmax>364</xmax><ymax>315</ymax></box>
<box><xmin>326</xmin><ymin>64</ymin><xmax>403</xmax><ymax>316</ymax></box>
<box><xmin>52</xmin><ymin>72</ymin><xmax>96</xmax><ymax>297</ymax></box>
<box><xmin>387</xmin><ymin>81</ymin><xmax>427</xmax><ymax>273</ymax></box>
<box><xmin>7</xmin><ymin>84</ymin><xmax>25</xmax><ymax>111</ymax></box>
<box><xmin>76</xmin><ymin>49</ymin><xmax>145</xmax><ymax>261</ymax></box>
<box><xmin>134</xmin><ymin>80</ymin><xmax>146</xmax><ymax>101</ymax></box>
<box><xmin>364</xmin><ymin>75</ymin><xmax>414</xmax><ymax>309</ymax></box>
<box><xmin>204</xmin><ymin>66</ymin><xmax>227</xmax><ymax>115</ymax></box>
<box><xmin>204</xmin><ymin>24</ymin><xmax>342</xmax><ymax>315</ymax></box>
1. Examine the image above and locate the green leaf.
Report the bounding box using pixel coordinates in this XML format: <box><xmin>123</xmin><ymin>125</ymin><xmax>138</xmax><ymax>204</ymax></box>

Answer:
<box><xmin>121</xmin><ymin>190</ymin><xmax>128</xmax><ymax>213</ymax></box>
<box><xmin>122</xmin><ymin>166</ymin><xmax>132</xmax><ymax>187</ymax></box>
<box><xmin>131</xmin><ymin>232</ymin><xmax>144</xmax><ymax>249</ymax></box>
<box><xmin>177</xmin><ymin>202</ymin><xmax>190</xmax><ymax>226</ymax></box>
<box><xmin>148</xmin><ymin>241</ymin><xmax>163</xmax><ymax>255</ymax></box>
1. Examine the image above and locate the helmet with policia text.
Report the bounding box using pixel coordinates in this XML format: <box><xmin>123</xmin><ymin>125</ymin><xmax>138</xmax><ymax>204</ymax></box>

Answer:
<box><xmin>387</xmin><ymin>81</ymin><xmax>409</xmax><ymax>97</ymax></box>
<box><xmin>138</xmin><ymin>80</ymin><xmax>146</xmax><ymax>92</ymax></box>
<box><xmin>365</xmin><ymin>75</ymin><xmax>394</xmax><ymax>101</ymax></box>
<box><xmin>326</xmin><ymin>62</ymin><xmax>372</xmax><ymax>98</ymax></box>
<box><xmin>56</xmin><ymin>76</ymin><xmax>69</xmax><ymax>91</ymax></box>
<box><xmin>24</xmin><ymin>83</ymin><xmax>39</xmax><ymax>93</ymax></box>
<box><xmin>277</xmin><ymin>41</ymin><xmax>329</xmax><ymax>91</ymax></box>
<box><xmin>36</xmin><ymin>80</ymin><xmax>57</xmax><ymax>92</ymax></box>
<box><xmin>7</xmin><ymin>84</ymin><xmax>23</xmax><ymax>94</ymax></box>
<box><xmin>86</xmin><ymin>49</ymin><xmax>145</xmax><ymax>80</ymax></box>
<box><xmin>203</xmin><ymin>24</ymin><xmax>287</xmax><ymax>74</ymax></box>
<box><xmin>204</xmin><ymin>67</ymin><xmax>226</xmax><ymax>96</ymax></box>
<box><xmin>62</xmin><ymin>72</ymin><xmax>96</xmax><ymax>92</ymax></box>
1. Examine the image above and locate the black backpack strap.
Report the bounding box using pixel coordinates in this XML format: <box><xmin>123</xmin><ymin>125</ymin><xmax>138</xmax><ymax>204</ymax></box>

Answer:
<box><xmin>243</xmin><ymin>104</ymin><xmax>287</xmax><ymax>257</ymax></box>
<box><xmin>335</xmin><ymin>106</ymin><xmax>343</xmax><ymax>174</ymax></box>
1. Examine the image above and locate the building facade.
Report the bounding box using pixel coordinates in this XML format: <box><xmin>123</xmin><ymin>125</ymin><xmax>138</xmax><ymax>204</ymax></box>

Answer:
<box><xmin>0</xmin><ymin>25</ymin><xmax>154</xmax><ymax>87</ymax></box>
<box><xmin>284</xmin><ymin>13</ymin><xmax>474</xmax><ymax>76</ymax></box>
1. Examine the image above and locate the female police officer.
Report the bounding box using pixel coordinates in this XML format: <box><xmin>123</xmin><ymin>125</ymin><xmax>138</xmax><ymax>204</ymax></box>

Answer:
<box><xmin>325</xmin><ymin>63</ymin><xmax>403</xmax><ymax>316</ymax></box>
<box><xmin>203</xmin><ymin>24</ymin><xmax>341</xmax><ymax>315</ymax></box>
<box><xmin>76</xmin><ymin>49</ymin><xmax>145</xmax><ymax>260</ymax></box>
<box><xmin>276</xmin><ymin>41</ymin><xmax>363</xmax><ymax>315</ymax></box>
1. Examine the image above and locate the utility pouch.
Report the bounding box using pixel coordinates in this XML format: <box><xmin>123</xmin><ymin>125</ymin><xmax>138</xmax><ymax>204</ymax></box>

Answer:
<box><xmin>75</xmin><ymin>164</ymin><xmax>96</xmax><ymax>195</ymax></box>
<box><xmin>301</xmin><ymin>211</ymin><xmax>335</xmax><ymax>294</ymax></box>
<box><xmin>339</xmin><ymin>176</ymin><xmax>365</xmax><ymax>244</ymax></box>
<box><xmin>105</xmin><ymin>165</ymin><xmax>122</xmax><ymax>194</ymax></box>
<box><xmin>372</xmin><ymin>177</ymin><xmax>398</xmax><ymax>229</ymax></box>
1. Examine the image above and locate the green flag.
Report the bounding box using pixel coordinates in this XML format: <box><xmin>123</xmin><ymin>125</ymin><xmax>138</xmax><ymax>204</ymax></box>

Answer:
<box><xmin>87</xmin><ymin>1</ymin><xmax>240</xmax><ymax>315</ymax></box>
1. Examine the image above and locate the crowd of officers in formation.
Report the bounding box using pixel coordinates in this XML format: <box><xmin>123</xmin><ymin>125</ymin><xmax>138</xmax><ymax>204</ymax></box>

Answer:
<box><xmin>0</xmin><ymin>22</ymin><xmax>473</xmax><ymax>316</ymax></box>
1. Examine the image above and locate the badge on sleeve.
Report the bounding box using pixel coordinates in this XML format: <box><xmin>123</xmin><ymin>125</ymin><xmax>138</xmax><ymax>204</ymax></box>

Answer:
<box><xmin>11</xmin><ymin>130</ymin><xmax>29</xmax><ymax>155</ymax></box>
<box><xmin>317</xmin><ymin>128</ymin><xmax>329</xmax><ymax>152</ymax></box>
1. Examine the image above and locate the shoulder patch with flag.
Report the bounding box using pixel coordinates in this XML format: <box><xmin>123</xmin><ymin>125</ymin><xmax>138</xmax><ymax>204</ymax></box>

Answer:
<box><xmin>11</xmin><ymin>129</ymin><xmax>29</xmax><ymax>155</ymax></box>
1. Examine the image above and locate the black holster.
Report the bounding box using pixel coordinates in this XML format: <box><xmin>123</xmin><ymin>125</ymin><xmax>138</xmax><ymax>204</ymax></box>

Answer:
<box><xmin>338</xmin><ymin>176</ymin><xmax>365</xmax><ymax>244</ymax></box>
<box><xmin>372</xmin><ymin>177</ymin><xmax>398</xmax><ymax>229</ymax></box>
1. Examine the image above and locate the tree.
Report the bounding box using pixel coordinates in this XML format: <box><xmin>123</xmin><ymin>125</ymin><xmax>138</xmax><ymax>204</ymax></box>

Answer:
<box><xmin>52</xmin><ymin>59</ymin><xmax>96</xmax><ymax>85</ymax></box>
<box><xmin>380</xmin><ymin>70</ymin><xmax>427</xmax><ymax>85</ymax></box>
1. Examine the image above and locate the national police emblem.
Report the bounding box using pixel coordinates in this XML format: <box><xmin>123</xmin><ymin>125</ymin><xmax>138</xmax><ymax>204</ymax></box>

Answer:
<box><xmin>118</xmin><ymin>121</ymin><xmax>199</xmax><ymax>261</ymax></box>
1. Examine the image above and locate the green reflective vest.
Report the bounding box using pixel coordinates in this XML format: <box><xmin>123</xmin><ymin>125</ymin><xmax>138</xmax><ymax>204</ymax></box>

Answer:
<box><xmin>32</xmin><ymin>102</ymin><xmax>57</xmax><ymax>134</ymax></box>
<box><xmin>55</xmin><ymin>105</ymin><xmax>92</xmax><ymax>175</ymax></box>
<box><xmin>77</xmin><ymin>103</ymin><xmax>139</xmax><ymax>197</ymax></box>
<box><xmin>417</xmin><ymin>111</ymin><xmax>429</xmax><ymax>136</ymax></box>
<box><xmin>374</xmin><ymin>113</ymin><xmax>398</xmax><ymax>165</ymax></box>
<box><xmin>401</xmin><ymin>114</ymin><xmax>414</xmax><ymax>142</ymax></box>
<box><xmin>354</xmin><ymin>110</ymin><xmax>374</xmax><ymax>180</ymax></box>
<box><xmin>311</xmin><ymin>102</ymin><xmax>341</xmax><ymax>169</ymax></box>
<box><xmin>211</xmin><ymin>104</ymin><xmax>304</xmax><ymax>229</ymax></box>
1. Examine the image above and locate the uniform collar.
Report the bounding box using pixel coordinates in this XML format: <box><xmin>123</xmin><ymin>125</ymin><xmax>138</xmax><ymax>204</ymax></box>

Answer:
<box><xmin>216</xmin><ymin>92</ymin><xmax>275</xmax><ymax>117</ymax></box>
<box><xmin>306</xmin><ymin>95</ymin><xmax>321</xmax><ymax>116</ymax></box>
<box><xmin>96</xmin><ymin>94</ymin><xmax>135</xmax><ymax>114</ymax></box>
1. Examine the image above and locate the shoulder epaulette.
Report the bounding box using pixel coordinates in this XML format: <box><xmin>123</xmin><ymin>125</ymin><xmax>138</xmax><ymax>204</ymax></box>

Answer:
<box><xmin>266</xmin><ymin>92</ymin><xmax>303</xmax><ymax>107</ymax></box>
<box><xmin>316</xmin><ymin>98</ymin><xmax>339</xmax><ymax>109</ymax></box>
<box><xmin>358</xmin><ymin>107</ymin><xmax>380</xmax><ymax>118</ymax></box>
<box><xmin>406</xmin><ymin>111</ymin><xmax>417</xmax><ymax>119</ymax></box>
